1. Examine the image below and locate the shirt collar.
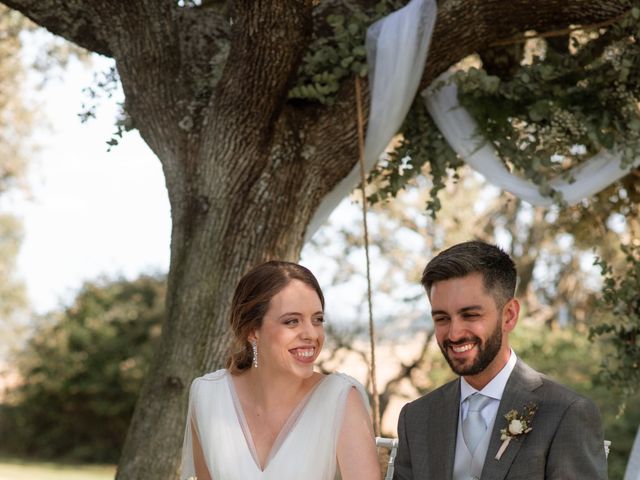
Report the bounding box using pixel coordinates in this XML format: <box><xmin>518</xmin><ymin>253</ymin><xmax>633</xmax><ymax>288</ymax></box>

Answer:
<box><xmin>460</xmin><ymin>349</ymin><xmax>517</xmax><ymax>404</ymax></box>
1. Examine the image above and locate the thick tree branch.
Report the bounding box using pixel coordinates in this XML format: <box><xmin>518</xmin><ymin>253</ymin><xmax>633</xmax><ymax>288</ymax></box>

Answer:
<box><xmin>0</xmin><ymin>0</ymin><xmax>113</xmax><ymax>56</ymax></box>
<box><xmin>420</xmin><ymin>0</ymin><xmax>632</xmax><ymax>88</ymax></box>
<box><xmin>205</xmin><ymin>1</ymin><xmax>313</xmax><ymax>160</ymax></box>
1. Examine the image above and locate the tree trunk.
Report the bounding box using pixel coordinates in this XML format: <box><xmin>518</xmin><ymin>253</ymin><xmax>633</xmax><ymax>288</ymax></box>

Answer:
<box><xmin>116</xmin><ymin>80</ymin><xmax>338</xmax><ymax>477</ymax></box>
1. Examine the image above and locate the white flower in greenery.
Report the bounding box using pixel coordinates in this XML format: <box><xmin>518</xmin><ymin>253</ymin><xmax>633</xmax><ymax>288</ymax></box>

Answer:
<box><xmin>508</xmin><ymin>419</ymin><xmax>524</xmax><ymax>435</ymax></box>
<box><xmin>495</xmin><ymin>403</ymin><xmax>538</xmax><ymax>460</ymax></box>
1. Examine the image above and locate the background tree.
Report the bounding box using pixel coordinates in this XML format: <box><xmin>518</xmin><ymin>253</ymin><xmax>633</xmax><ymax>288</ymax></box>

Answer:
<box><xmin>0</xmin><ymin>4</ymin><xmax>88</xmax><ymax>361</ymax></box>
<box><xmin>1</xmin><ymin>275</ymin><xmax>165</xmax><ymax>462</ymax></box>
<box><xmin>0</xmin><ymin>1</ymin><xmax>634</xmax><ymax>478</ymax></box>
<box><xmin>0</xmin><ymin>5</ymin><xmax>33</xmax><ymax>361</ymax></box>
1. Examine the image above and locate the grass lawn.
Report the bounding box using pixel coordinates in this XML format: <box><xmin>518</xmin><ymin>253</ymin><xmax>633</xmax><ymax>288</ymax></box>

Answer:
<box><xmin>0</xmin><ymin>457</ymin><xmax>115</xmax><ymax>480</ymax></box>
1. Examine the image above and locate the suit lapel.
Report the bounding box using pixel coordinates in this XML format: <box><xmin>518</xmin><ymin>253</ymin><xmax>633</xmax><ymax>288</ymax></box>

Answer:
<box><xmin>424</xmin><ymin>379</ymin><xmax>460</xmax><ymax>479</ymax></box>
<box><xmin>481</xmin><ymin>360</ymin><xmax>543</xmax><ymax>480</ymax></box>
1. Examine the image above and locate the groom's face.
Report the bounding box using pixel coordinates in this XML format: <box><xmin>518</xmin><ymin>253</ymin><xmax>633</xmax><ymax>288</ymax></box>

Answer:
<box><xmin>430</xmin><ymin>272</ymin><xmax>512</xmax><ymax>384</ymax></box>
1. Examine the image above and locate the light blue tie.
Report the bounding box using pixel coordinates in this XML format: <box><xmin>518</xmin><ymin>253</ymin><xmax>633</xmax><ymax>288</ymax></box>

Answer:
<box><xmin>462</xmin><ymin>393</ymin><xmax>492</xmax><ymax>454</ymax></box>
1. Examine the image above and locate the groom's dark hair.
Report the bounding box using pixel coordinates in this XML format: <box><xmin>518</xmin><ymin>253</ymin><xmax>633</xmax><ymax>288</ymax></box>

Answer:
<box><xmin>421</xmin><ymin>240</ymin><xmax>517</xmax><ymax>308</ymax></box>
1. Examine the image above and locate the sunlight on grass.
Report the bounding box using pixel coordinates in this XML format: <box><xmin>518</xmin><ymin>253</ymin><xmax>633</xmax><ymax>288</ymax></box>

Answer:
<box><xmin>0</xmin><ymin>457</ymin><xmax>115</xmax><ymax>480</ymax></box>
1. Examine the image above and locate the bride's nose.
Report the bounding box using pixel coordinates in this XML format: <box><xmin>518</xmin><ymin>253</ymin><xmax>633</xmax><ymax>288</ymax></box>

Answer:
<box><xmin>300</xmin><ymin>318</ymin><xmax>318</xmax><ymax>340</ymax></box>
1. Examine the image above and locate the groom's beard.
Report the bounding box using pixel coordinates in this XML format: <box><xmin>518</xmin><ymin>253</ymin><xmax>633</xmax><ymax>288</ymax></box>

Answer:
<box><xmin>440</xmin><ymin>320</ymin><xmax>503</xmax><ymax>376</ymax></box>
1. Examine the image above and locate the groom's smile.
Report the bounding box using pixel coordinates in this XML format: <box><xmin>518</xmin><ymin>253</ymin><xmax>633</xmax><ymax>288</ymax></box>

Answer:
<box><xmin>450</xmin><ymin>341</ymin><xmax>476</xmax><ymax>353</ymax></box>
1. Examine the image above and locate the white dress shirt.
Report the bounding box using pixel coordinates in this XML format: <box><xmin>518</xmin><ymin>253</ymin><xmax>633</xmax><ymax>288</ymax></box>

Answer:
<box><xmin>452</xmin><ymin>350</ymin><xmax>518</xmax><ymax>479</ymax></box>
<box><xmin>459</xmin><ymin>349</ymin><xmax>518</xmax><ymax>429</ymax></box>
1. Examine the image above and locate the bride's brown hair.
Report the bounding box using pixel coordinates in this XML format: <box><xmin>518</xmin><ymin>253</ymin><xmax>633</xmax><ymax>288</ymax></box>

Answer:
<box><xmin>226</xmin><ymin>261</ymin><xmax>325</xmax><ymax>373</ymax></box>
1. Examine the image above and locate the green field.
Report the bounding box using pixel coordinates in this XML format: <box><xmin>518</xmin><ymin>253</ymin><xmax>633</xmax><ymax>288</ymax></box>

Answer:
<box><xmin>0</xmin><ymin>458</ymin><xmax>115</xmax><ymax>480</ymax></box>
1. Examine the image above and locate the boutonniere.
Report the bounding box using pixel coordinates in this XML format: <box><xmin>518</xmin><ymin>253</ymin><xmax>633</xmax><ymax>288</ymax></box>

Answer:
<box><xmin>494</xmin><ymin>402</ymin><xmax>538</xmax><ymax>460</ymax></box>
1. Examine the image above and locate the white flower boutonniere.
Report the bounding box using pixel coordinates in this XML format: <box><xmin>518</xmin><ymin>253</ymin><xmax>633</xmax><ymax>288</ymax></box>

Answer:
<box><xmin>495</xmin><ymin>402</ymin><xmax>538</xmax><ymax>460</ymax></box>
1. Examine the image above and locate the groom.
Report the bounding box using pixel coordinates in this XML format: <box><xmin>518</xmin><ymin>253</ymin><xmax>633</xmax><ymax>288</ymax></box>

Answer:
<box><xmin>394</xmin><ymin>241</ymin><xmax>607</xmax><ymax>479</ymax></box>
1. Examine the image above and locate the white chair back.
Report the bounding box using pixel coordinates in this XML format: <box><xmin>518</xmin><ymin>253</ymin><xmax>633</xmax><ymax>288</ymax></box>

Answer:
<box><xmin>376</xmin><ymin>437</ymin><xmax>399</xmax><ymax>480</ymax></box>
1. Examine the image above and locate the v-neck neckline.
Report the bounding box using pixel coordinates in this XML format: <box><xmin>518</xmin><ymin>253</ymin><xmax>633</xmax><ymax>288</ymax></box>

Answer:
<box><xmin>227</xmin><ymin>372</ymin><xmax>329</xmax><ymax>472</ymax></box>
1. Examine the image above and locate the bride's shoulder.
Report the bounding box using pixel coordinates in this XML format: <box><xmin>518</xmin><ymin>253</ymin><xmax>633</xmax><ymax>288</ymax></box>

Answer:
<box><xmin>329</xmin><ymin>371</ymin><xmax>364</xmax><ymax>385</ymax></box>
<box><xmin>326</xmin><ymin>372</ymin><xmax>366</xmax><ymax>391</ymax></box>
<box><xmin>192</xmin><ymin>368</ymin><xmax>228</xmax><ymax>386</ymax></box>
<box><xmin>323</xmin><ymin>372</ymin><xmax>370</xmax><ymax>409</ymax></box>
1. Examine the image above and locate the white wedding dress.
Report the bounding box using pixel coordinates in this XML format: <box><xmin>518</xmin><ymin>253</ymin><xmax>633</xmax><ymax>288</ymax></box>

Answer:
<box><xmin>180</xmin><ymin>369</ymin><xmax>369</xmax><ymax>480</ymax></box>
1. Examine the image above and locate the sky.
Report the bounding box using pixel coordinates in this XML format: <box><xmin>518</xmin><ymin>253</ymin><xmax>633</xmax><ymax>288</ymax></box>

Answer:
<box><xmin>5</xmin><ymin>53</ymin><xmax>172</xmax><ymax>313</ymax></box>
<box><xmin>4</xmin><ymin>50</ymin><xmax>377</xmax><ymax>319</ymax></box>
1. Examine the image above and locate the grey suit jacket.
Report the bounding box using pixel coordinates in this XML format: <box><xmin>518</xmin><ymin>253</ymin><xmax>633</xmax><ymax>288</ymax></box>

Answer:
<box><xmin>393</xmin><ymin>359</ymin><xmax>607</xmax><ymax>479</ymax></box>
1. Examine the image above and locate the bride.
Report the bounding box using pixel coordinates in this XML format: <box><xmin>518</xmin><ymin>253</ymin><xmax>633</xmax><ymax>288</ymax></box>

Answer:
<box><xmin>180</xmin><ymin>261</ymin><xmax>380</xmax><ymax>479</ymax></box>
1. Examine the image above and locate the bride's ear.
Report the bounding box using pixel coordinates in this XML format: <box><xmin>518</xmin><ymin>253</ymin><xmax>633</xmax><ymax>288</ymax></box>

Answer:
<box><xmin>247</xmin><ymin>330</ymin><xmax>259</xmax><ymax>343</ymax></box>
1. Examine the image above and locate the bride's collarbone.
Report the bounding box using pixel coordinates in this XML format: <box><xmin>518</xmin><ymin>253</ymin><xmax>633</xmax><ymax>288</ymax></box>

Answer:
<box><xmin>233</xmin><ymin>373</ymin><xmax>326</xmax><ymax>466</ymax></box>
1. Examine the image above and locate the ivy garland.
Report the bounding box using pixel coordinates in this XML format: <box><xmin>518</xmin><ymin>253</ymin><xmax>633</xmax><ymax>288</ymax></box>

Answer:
<box><xmin>289</xmin><ymin>1</ymin><xmax>402</xmax><ymax>105</ymax></box>
<box><xmin>453</xmin><ymin>4</ymin><xmax>640</xmax><ymax>202</ymax></box>
<box><xmin>288</xmin><ymin>0</ymin><xmax>462</xmax><ymax>215</ymax></box>
<box><xmin>291</xmin><ymin>2</ymin><xmax>640</xmax><ymax>217</ymax></box>
<box><xmin>366</xmin><ymin>99</ymin><xmax>461</xmax><ymax>217</ymax></box>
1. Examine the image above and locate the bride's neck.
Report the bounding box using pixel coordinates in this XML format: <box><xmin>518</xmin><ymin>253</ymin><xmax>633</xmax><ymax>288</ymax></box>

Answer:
<box><xmin>242</xmin><ymin>368</ymin><xmax>316</xmax><ymax>408</ymax></box>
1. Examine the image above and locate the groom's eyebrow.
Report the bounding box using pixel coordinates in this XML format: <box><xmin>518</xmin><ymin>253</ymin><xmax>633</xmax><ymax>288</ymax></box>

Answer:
<box><xmin>430</xmin><ymin>305</ymin><xmax>483</xmax><ymax>316</ymax></box>
<box><xmin>459</xmin><ymin>306</ymin><xmax>483</xmax><ymax>313</ymax></box>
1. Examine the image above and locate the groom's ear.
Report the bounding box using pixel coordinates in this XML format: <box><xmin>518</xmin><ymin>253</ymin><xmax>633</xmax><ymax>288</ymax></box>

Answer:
<box><xmin>502</xmin><ymin>298</ymin><xmax>520</xmax><ymax>333</ymax></box>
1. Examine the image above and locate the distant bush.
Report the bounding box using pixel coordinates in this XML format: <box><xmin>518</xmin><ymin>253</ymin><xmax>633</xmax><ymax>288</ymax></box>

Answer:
<box><xmin>0</xmin><ymin>275</ymin><xmax>165</xmax><ymax>462</ymax></box>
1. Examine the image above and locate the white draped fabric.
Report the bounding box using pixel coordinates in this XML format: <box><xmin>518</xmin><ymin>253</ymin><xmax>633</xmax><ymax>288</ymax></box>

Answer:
<box><xmin>305</xmin><ymin>0</ymin><xmax>437</xmax><ymax>239</ymax></box>
<box><xmin>305</xmin><ymin>0</ymin><xmax>638</xmax><ymax>241</ymax></box>
<box><xmin>423</xmin><ymin>72</ymin><xmax>640</xmax><ymax>206</ymax></box>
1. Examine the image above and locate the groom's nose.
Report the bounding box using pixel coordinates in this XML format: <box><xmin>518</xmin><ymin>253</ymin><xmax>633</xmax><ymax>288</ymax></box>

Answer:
<box><xmin>447</xmin><ymin>317</ymin><xmax>467</xmax><ymax>341</ymax></box>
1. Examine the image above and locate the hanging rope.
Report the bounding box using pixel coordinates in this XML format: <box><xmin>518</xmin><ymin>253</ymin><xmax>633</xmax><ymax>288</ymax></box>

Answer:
<box><xmin>354</xmin><ymin>75</ymin><xmax>381</xmax><ymax>437</ymax></box>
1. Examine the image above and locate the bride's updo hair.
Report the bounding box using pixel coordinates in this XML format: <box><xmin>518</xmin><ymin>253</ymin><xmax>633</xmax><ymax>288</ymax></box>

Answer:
<box><xmin>226</xmin><ymin>261</ymin><xmax>325</xmax><ymax>373</ymax></box>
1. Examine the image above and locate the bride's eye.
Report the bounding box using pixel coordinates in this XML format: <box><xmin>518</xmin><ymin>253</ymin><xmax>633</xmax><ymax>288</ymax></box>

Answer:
<box><xmin>284</xmin><ymin>318</ymin><xmax>299</xmax><ymax>326</ymax></box>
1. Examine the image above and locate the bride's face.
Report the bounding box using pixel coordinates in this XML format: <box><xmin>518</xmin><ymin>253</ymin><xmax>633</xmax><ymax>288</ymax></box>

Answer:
<box><xmin>252</xmin><ymin>279</ymin><xmax>324</xmax><ymax>379</ymax></box>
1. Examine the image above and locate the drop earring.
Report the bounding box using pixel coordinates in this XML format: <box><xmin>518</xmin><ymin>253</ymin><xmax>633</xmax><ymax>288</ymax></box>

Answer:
<box><xmin>251</xmin><ymin>341</ymin><xmax>258</xmax><ymax>368</ymax></box>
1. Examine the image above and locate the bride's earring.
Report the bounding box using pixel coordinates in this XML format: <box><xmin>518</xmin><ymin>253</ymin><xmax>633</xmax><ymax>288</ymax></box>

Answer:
<box><xmin>251</xmin><ymin>341</ymin><xmax>258</xmax><ymax>368</ymax></box>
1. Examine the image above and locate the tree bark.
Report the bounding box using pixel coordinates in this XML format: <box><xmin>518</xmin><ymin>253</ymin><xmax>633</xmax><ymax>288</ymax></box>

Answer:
<box><xmin>0</xmin><ymin>0</ymin><xmax>631</xmax><ymax>478</ymax></box>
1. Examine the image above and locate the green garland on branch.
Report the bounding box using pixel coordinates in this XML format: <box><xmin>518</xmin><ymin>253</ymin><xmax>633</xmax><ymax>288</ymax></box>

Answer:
<box><xmin>289</xmin><ymin>2</ymin><xmax>391</xmax><ymax>105</ymax></box>
<box><xmin>366</xmin><ymin>99</ymin><xmax>461</xmax><ymax>217</ymax></box>
<box><xmin>453</xmin><ymin>5</ymin><xmax>640</xmax><ymax>201</ymax></box>
<box><xmin>291</xmin><ymin>3</ymin><xmax>640</xmax><ymax>217</ymax></box>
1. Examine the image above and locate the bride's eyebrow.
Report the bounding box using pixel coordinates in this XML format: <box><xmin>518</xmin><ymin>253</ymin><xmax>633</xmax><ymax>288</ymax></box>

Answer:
<box><xmin>277</xmin><ymin>310</ymin><xmax>323</xmax><ymax>319</ymax></box>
